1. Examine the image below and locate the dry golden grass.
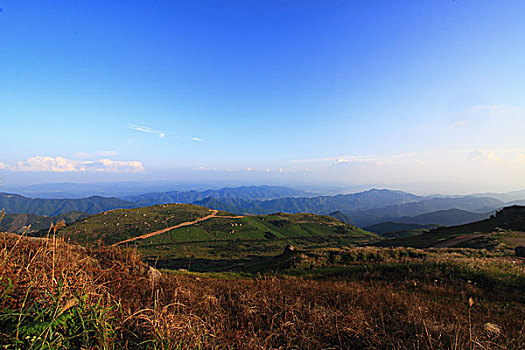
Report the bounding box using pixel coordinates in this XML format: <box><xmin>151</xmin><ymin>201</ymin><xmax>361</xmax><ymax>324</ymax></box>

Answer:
<box><xmin>1</xmin><ymin>231</ymin><xmax>524</xmax><ymax>349</ymax></box>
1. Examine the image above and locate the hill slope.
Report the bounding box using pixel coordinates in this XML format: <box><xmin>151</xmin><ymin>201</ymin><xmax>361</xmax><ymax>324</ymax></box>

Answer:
<box><xmin>59</xmin><ymin>204</ymin><xmax>215</xmax><ymax>245</ymax></box>
<box><xmin>364</xmin><ymin>222</ymin><xmax>439</xmax><ymax>235</ymax></box>
<box><xmin>0</xmin><ymin>193</ymin><xmax>136</xmax><ymax>216</ymax></box>
<box><xmin>58</xmin><ymin>203</ymin><xmax>378</xmax><ymax>271</ymax></box>
<box><xmin>378</xmin><ymin>205</ymin><xmax>525</xmax><ymax>249</ymax></box>
<box><xmin>346</xmin><ymin>196</ymin><xmax>502</xmax><ymax>226</ymax></box>
<box><xmin>2</xmin><ymin>232</ymin><xmax>523</xmax><ymax>349</ymax></box>
<box><xmin>0</xmin><ymin>211</ymin><xmax>88</xmax><ymax>233</ymax></box>
<box><xmin>389</xmin><ymin>208</ymin><xmax>493</xmax><ymax>226</ymax></box>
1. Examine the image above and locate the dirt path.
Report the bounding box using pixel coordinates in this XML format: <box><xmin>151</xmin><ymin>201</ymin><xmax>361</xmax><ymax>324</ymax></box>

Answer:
<box><xmin>111</xmin><ymin>210</ymin><xmax>243</xmax><ymax>246</ymax></box>
<box><xmin>433</xmin><ymin>234</ymin><xmax>486</xmax><ymax>248</ymax></box>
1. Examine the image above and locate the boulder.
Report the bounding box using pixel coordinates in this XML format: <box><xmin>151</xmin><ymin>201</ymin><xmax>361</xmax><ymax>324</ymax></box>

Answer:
<box><xmin>515</xmin><ymin>246</ymin><xmax>525</xmax><ymax>258</ymax></box>
<box><xmin>283</xmin><ymin>244</ymin><xmax>296</xmax><ymax>255</ymax></box>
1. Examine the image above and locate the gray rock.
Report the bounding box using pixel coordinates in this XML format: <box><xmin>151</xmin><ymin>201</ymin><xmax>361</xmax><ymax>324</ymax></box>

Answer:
<box><xmin>515</xmin><ymin>246</ymin><xmax>525</xmax><ymax>258</ymax></box>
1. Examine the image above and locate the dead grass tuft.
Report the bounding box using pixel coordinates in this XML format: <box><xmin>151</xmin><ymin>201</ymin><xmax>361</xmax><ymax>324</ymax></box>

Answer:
<box><xmin>1</xmin><ymin>231</ymin><xmax>524</xmax><ymax>349</ymax></box>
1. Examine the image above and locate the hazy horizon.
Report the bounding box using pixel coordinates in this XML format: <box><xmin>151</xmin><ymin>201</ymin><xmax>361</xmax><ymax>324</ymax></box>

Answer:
<box><xmin>1</xmin><ymin>1</ymin><xmax>524</xmax><ymax>194</ymax></box>
<box><xmin>2</xmin><ymin>178</ymin><xmax>525</xmax><ymax>198</ymax></box>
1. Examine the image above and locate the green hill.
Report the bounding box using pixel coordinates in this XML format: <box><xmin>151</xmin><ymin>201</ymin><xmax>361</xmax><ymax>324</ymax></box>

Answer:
<box><xmin>364</xmin><ymin>221</ymin><xmax>439</xmax><ymax>235</ymax></box>
<box><xmin>346</xmin><ymin>197</ymin><xmax>502</xmax><ymax>226</ymax></box>
<box><xmin>0</xmin><ymin>211</ymin><xmax>88</xmax><ymax>234</ymax></box>
<box><xmin>378</xmin><ymin>208</ymin><xmax>493</xmax><ymax>226</ymax></box>
<box><xmin>59</xmin><ymin>204</ymin><xmax>215</xmax><ymax>245</ymax></box>
<box><xmin>328</xmin><ymin>210</ymin><xmax>355</xmax><ymax>225</ymax></box>
<box><xmin>378</xmin><ymin>206</ymin><xmax>525</xmax><ymax>250</ymax></box>
<box><xmin>0</xmin><ymin>193</ymin><xmax>136</xmax><ymax>216</ymax></box>
<box><xmin>58</xmin><ymin>203</ymin><xmax>378</xmax><ymax>271</ymax></box>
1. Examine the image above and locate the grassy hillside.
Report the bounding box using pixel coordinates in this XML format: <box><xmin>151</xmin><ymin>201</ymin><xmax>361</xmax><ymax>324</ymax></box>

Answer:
<box><xmin>57</xmin><ymin>203</ymin><xmax>378</xmax><ymax>271</ymax></box>
<box><xmin>379</xmin><ymin>206</ymin><xmax>525</xmax><ymax>250</ymax></box>
<box><xmin>328</xmin><ymin>210</ymin><xmax>355</xmax><ymax>224</ymax></box>
<box><xmin>0</xmin><ymin>193</ymin><xmax>136</xmax><ymax>216</ymax></box>
<box><xmin>364</xmin><ymin>221</ymin><xmax>439</xmax><ymax>235</ymax></box>
<box><xmin>137</xmin><ymin>211</ymin><xmax>377</xmax><ymax>271</ymax></box>
<box><xmin>0</xmin><ymin>211</ymin><xmax>87</xmax><ymax>233</ymax></box>
<box><xmin>1</xmin><ymin>232</ymin><xmax>523</xmax><ymax>349</ymax></box>
<box><xmin>58</xmin><ymin>204</ymin><xmax>217</xmax><ymax>245</ymax></box>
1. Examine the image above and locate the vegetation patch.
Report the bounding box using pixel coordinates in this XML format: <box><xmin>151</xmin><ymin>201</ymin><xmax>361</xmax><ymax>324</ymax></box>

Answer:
<box><xmin>1</xmin><ymin>232</ymin><xmax>524</xmax><ymax>349</ymax></box>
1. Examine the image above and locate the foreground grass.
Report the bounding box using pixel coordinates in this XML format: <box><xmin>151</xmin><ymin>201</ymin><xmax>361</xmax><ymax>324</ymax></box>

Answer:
<box><xmin>1</xmin><ymin>232</ymin><xmax>524</xmax><ymax>349</ymax></box>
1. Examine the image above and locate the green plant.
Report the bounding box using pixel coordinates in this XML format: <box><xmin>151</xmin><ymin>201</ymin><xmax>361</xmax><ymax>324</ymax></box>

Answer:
<box><xmin>0</xmin><ymin>279</ymin><xmax>115</xmax><ymax>350</ymax></box>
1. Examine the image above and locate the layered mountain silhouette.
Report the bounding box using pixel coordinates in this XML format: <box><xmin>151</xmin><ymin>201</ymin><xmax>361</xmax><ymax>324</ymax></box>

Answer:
<box><xmin>378</xmin><ymin>205</ymin><xmax>525</xmax><ymax>249</ymax></box>
<box><xmin>1</xmin><ymin>186</ymin><xmax>523</xmax><ymax>233</ymax></box>
<box><xmin>0</xmin><ymin>211</ymin><xmax>88</xmax><ymax>234</ymax></box>
<box><xmin>0</xmin><ymin>193</ymin><xmax>135</xmax><ymax>216</ymax></box>
<box><xmin>124</xmin><ymin>185</ymin><xmax>312</xmax><ymax>206</ymax></box>
<box><xmin>193</xmin><ymin>189</ymin><xmax>423</xmax><ymax>215</ymax></box>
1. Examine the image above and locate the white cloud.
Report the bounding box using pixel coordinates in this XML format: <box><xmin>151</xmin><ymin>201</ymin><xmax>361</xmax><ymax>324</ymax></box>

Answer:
<box><xmin>293</xmin><ymin>153</ymin><xmax>419</xmax><ymax>168</ymax></box>
<box><xmin>127</xmin><ymin>124</ymin><xmax>166</xmax><ymax>138</ymax></box>
<box><xmin>284</xmin><ymin>148</ymin><xmax>525</xmax><ymax>192</ymax></box>
<box><xmin>468</xmin><ymin>105</ymin><xmax>515</xmax><ymax>116</ymax></box>
<box><xmin>190</xmin><ymin>137</ymin><xmax>204</xmax><ymax>142</ymax></box>
<box><xmin>468</xmin><ymin>149</ymin><xmax>501</xmax><ymax>162</ymax></box>
<box><xmin>11</xmin><ymin>156</ymin><xmax>144</xmax><ymax>173</ymax></box>
<box><xmin>291</xmin><ymin>157</ymin><xmax>337</xmax><ymax>163</ymax></box>
<box><xmin>96</xmin><ymin>159</ymin><xmax>144</xmax><ymax>173</ymax></box>
<box><xmin>333</xmin><ymin>156</ymin><xmax>374</xmax><ymax>165</ymax></box>
<box><xmin>16</xmin><ymin>156</ymin><xmax>79</xmax><ymax>172</ymax></box>
<box><xmin>96</xmin><ymin>150</ymin><xmax>118</xmax><ymax>156</ymax></box>
<box><xmin>75</xmin><ymin>152</ymin><xmax>91</xmax><ymax>158</ymax></box>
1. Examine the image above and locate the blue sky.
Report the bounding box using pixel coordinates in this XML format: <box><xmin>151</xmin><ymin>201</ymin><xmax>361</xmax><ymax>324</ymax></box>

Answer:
<box><xmin>0</xmin><ymin>0</ymin><xmax>524</xmax><ymax>193</ymax></box>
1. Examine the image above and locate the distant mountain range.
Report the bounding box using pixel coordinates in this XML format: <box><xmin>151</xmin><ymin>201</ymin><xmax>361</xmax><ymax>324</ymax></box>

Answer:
<box><xmin>362</xmin><ymin>208</ymin><xmax>494</xmax><ymax>236</ymax></box>
<box><xmin>378</xmin><ymin>205</ymin><xmax>525</xmax><ymax>249</ymax></box>
<box><xmin>344</xmin><ymin>197</ymin><xmax>501</xmax><ymax>227</ymax></box>
<box><xmin>123</xmin><ymin>185</ymin><xmax>313</xmax><ymax>206</ymax></box>
<box><xmin>469</xmin><ymin>190</ymin><xmax>525</xmax><ymax>203</ymax></box>
<box><xmin>186</xmin><ymin>190</ymin><xmax>503</xmax><ymax>227</ymax></box>
<box><xmin>1</xmin><ymin>186</ymin><xmax>524</xmax><ymax>234</ymax></box>
<box><xmin>0</xmin><ymin>193</ymin><xmax>135</xmax><ymax>216</ymax></box>
<box><xmin>193</xmin><ymin>189</ymin><xmax>423</xmax><ymax>215</ymax></box>
<box><xmin>378</xmin><ymin>208</ymin><xmax>493</xmax><ymax>226</ymax></box>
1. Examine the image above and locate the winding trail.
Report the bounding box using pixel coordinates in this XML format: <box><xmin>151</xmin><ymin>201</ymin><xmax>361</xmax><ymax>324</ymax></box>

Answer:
<box><xmin>111</xmin><ymin>210</ymin><xmax>243</xmax><ymax>247</ymax></box>
<box><xmin>433</xmin><ymin>234</ymin><xmax>486</xmax><ymax>248</ymax></box>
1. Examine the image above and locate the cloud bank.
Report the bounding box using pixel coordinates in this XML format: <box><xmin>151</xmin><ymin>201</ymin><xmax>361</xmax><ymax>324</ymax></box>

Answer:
<box><xmin>7</xmin><ymin>156</ymin><xmax>144</xmax><ymax>173</ymax></box>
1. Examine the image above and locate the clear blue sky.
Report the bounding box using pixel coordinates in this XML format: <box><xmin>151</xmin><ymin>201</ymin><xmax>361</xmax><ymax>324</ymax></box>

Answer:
<box><xmin>1</xmin><ymin>0</ymin><xmax>524</xmax><ymax>193</ymax></box>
